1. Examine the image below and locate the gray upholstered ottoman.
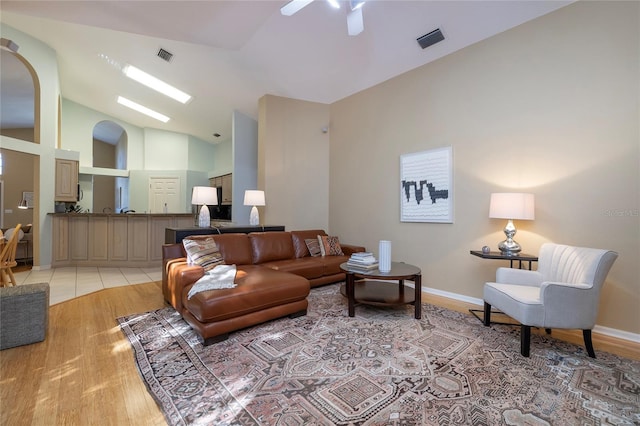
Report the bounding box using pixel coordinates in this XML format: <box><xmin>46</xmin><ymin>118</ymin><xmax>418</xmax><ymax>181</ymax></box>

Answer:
<box><xmin>0</xmin><ymin>283</ymin><xmax>49</xmax><ymax>350</ymax></box>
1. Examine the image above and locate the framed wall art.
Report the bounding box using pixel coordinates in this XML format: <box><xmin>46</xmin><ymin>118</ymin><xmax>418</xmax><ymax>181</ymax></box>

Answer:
<box><xmin>400</xmin><ymin>146</ymin><xmax>453</xmax><ymax>223</ymax></box>
<box><xmin>23</xmin><ymin>191</ymin><xmax>34</xmax><ymax>208</ymax></box>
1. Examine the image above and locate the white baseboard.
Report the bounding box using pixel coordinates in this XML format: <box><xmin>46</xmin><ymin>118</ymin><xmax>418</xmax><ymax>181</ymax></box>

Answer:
<box><xmin>593</xmin><ymin>325</ymin><xmax>640</xmax><ymax>343</ymax></box>
<box><xmin>420</xmin><ymin>286</ymin><xmax>640</xmax><ymax>344</ymax></box>
<box><xmin>31</xmin><ymin>264</ymin><xmax>52</xmax><ymax>271</ymax></box>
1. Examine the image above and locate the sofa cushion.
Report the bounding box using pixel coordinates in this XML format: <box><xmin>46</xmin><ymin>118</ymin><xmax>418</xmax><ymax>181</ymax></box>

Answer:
<box><xmin>183</xmin><ymin>265</ymin><xmax>309</xmax><ymax>323</ymax></box>
<box><xmin>318</xmin><ymin>235</ymin><xmax>344</xmax><ymax>256</ymax></box>
<box><xmin>320</xmin><ymin>255</ymin><xmax>352</xmax><ymax>275</ymax></box>
<box><xmin>305</xmin><ymin>239</ymin><xmax>322</xmax><ymax>257</ymax></box>
<box><xmin>210</xmin><ymin>233</ymin><xmax>253</xmax><ymax>265</ymax></box>
<box><xmin>291</xmin><ymin>229</ymin><xmax>327</xmax><ymax>258</ymax></box>
<box><xmin>182</xmin><ymin>237</ymin><xmax>224</xmax><ymax>271</ymax></box>
<box><xmin>249</xmin><ymin>232</ymin><xmax>295</xmax><ymax>264</ymax></box>
<box><xmin>261</xmin><ymin>258</ymin><xmax>326</xmax><ymax>280</ymax></box>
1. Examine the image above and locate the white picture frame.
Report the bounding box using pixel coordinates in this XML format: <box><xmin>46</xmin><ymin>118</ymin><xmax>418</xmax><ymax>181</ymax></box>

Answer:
<box><xmin>400</xmin><ymin>146</ymin><xmax>453</xmax><ymax>223</ymax></box>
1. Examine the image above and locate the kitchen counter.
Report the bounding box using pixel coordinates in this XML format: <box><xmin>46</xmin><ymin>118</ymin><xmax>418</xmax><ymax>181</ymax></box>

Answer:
<box><xmin>48</xmin><ymin>212</ymin><xmax>195</xmax><ymax>217</ymax></box>
<box><xmin>50</xmin><ymin>213</ymin><xmax>196</xmax><ymax>267</ymax></box>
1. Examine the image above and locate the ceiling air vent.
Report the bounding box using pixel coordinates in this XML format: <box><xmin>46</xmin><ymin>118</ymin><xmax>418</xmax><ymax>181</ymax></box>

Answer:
<box><xmin>157</xmin><ymin>48</ymin><xmax>173</xmax><ymax>62</ymax></box>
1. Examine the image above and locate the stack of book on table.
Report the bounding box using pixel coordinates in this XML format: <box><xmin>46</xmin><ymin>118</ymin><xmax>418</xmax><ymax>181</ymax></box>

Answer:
<box><xmin>346</xmin><ymin>252</ymin><xmax>378</xmax><ymax>272</ymax></box>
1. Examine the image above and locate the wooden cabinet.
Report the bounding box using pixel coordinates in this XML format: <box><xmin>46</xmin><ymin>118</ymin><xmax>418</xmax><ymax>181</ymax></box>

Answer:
<box><xmin>88</xmin><ymin>216</ymin><xmax>109</xmax><ymax>261</ymax></box>
<box><xmin>209</xmin><ymin>173</ymin><xmax>232</xmax><ymax>205</ymax></box>
<box><xmin>52</xmin><ymin>216</ymin><xmax>69</xmax><ymax>262</ymax></box>
<box><xmin>51</xmin><ymin>214</ymin><xmax>194</xmax><ymax>267</ymax></box>
<box><xmin>221</xmin><ymin>174</ymin><xmax>232</xmax><ymax>205</ymax></box>
<box><xmin>109</xmin><ymin>216</ymin><xmax>128</xmax><ymax>261</ymax></box>
<box><xmin>55</xmin><ymin>159</ymin><xmax>79</xmax><ymax>202</ymax></box>
<box><xmin>127</xmin><ymin>216</ymin><xmax>149</xmax><ymax>262</ymax></box>
<box><xmin>69</xmin><ymin>216</ymin><xmax>88</xmax><ymax>260</ymax></box>
<box><xmin>149</xmin><ymin>216</ymin><xmax>173</xmax><ymax>261</ymax></box>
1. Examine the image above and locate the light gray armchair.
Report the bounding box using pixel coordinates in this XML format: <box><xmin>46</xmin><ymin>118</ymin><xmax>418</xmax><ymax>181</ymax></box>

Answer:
<box><xmin>483</xmin><ymin>243</ymin><xmax>618</xmax><ymax>358</ymax></box>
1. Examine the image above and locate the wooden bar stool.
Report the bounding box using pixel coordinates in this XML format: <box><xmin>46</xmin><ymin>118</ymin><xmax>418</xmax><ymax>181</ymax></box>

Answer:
<box><xmin>0</xmin><ymin>224</ymin><xmax>22</xmax><ymax>287</ymax></box>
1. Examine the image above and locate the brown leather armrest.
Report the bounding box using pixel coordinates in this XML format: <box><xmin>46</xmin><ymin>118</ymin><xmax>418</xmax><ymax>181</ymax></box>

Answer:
<box><xmin>162</xmin><ymin>257</ymin><xmax>186</xmax><ymax>302</ymax></box>
<box><xmin>340</xmin><ymin>244</ymin><xmax>366</xmax><ymax>256</ymax></box>
<box><xmin>167</xmin><ymin>262</ymin><xmax>204</xmax><ymax>313</ymax></box>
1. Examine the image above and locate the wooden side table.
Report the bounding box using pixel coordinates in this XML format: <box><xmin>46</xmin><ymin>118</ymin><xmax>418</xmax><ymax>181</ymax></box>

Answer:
<box><xmin>340</xmin><ymin>261</ymin><xmax>422</xmax><ymax>319</ymax></box>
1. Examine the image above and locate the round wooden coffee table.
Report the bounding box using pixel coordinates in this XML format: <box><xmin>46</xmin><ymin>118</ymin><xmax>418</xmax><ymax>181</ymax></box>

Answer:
<box><xmin>340</xmin><ymin>261</ymin><xmax>422</xmax><ymax>319</ymax></box>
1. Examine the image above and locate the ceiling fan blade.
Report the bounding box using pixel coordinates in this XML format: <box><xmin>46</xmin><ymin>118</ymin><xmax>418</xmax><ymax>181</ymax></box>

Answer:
<box><xmin>347</xmin><ymin>7</ymin><xmax>364</xmax><ymax>36</ymax></box>
<box><xmin>281</xmin><ymin>0</ymin><xmax>314</xmax><ymax>16</ymax></box>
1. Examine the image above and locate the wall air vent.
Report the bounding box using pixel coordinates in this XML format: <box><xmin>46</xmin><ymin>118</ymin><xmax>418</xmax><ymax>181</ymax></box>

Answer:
<box><xmin>157</xmin><ymin>48</ymin><xmax>173</xmax><ymax>62</ymax></box>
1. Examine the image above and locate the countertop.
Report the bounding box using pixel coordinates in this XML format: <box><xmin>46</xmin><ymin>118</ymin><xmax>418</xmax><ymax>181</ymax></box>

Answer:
<box><xmin>48</xmin><ymin>212</ymin><xmax>195</xmax><ymax>216</ymax></box>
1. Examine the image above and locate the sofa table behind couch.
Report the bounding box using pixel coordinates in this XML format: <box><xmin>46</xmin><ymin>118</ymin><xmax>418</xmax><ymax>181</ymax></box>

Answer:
<box><xmin>165</xmin><ymin>225</ymin><xmax>285</xmax><ymax>244</ymax></box>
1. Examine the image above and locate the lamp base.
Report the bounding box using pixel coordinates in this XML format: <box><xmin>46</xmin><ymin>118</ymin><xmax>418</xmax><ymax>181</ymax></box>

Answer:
<box><xmin>498</xmin><ymin>239</ymin><xmax>522</xmax><ymax>256</ymax></box>
<box><xmin>498</xmin><ymin>219</ymin><xmax>521</xmax><ymax>255</ymax></box>
<box><xmin>198</xmin><ymin>205</ymin><xmax>210</xmax><ymax>228</ymax></box>
<box><xmin>249</xmin><ymin>206</ymin><xmax>260</xmax><ymax>226</ymax></box>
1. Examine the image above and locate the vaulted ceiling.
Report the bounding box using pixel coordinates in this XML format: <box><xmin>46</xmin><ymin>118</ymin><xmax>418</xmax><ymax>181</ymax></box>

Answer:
<box><xmin>0</xmin><ymin>1</ymin><xmax>571</xmax><ymax>144</ymax></box>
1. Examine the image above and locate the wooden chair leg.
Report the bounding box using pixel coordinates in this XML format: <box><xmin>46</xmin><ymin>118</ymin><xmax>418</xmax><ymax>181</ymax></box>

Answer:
<box><xmin>521</xmin><ymin>325</ymin><xmax>531</xmax><ymax>357</ymax></box>
<box><xmin>483</xmin><ymin>302</ymin><xmax>491</xmax><ymax>326</ymax></box>
<box><xmin>583</xmin><ymin>329</ymin><xmax>596</xmax><ymax>358</ymax></box>
<box><xmin>6</xmin><ymin>268</ymin><xmax>16</xmax><ymax>286</ymax></box>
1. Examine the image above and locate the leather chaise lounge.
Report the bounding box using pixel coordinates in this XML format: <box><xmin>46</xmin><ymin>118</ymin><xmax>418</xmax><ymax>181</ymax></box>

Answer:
<box><xmin>163</xmin><ymin>230</ymin><xmax>364</xmax><ymax>345</ymax></box>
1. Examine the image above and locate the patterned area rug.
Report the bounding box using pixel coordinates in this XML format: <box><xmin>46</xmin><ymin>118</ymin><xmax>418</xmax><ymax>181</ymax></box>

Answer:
<box><xmin>118</xmin><ymin>285</ymin><xmax>640</xmax><ymax>425</ymax></box>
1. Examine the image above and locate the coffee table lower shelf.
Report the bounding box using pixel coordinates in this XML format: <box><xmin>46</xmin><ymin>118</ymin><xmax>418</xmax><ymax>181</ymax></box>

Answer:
<box><xmin>340</xmin><ymin>280</ymin><xmax>416</xmax><ymax>306</ymax></box>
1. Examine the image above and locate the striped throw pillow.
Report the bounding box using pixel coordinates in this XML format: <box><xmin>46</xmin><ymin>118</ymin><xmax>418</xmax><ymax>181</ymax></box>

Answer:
<box><xmin>182</xmin><ymin>237</ymin><xmax>225</xmax><ymax>271</ymax></box>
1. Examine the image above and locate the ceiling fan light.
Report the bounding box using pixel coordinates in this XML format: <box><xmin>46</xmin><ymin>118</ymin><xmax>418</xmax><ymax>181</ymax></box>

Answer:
<box><xmin>281</xmin><ymin>0</ymin><xmax>314</xmax><ymax>16</ymax></box>
<box><xmin>350</xmin><ymin>0</ymin><xmax>365</xmax><ymax>11</ymax></box>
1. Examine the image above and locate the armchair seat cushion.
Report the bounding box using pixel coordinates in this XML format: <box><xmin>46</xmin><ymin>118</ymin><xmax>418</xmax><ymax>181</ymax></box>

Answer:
<box><xmin>484</xmin><ymin>283</ymin><xmax>542</xmax><ymax>305</ymax></box>
<box><xmin>484</xmin><ymin>282</ymin><xmax>543</xmax><ymax>326</ymax></box>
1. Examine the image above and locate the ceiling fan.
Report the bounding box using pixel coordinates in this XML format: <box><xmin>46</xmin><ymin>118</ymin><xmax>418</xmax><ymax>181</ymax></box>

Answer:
<box><xmin>281</xmin><ymin>0</ymin><xmax>366</xmax><ymax>36</ymax></box>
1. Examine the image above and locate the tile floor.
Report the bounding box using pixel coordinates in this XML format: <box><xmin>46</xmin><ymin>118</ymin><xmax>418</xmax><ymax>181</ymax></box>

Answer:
<box><xmin>12</xmin><ymin>266</ymin><xmax>162</xmax><ymax>306</ymax></box>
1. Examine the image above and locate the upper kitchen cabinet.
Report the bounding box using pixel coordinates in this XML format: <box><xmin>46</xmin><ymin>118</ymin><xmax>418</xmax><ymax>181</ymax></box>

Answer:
<box><xmin>210</xmin><ymin>173</ymin><xmax>232</xmax><ymax>205</ymax></box>
<box><xmin>55</xmin><ymin>159</ymin><xmax>79</xmax><ymax>202</ymax></box>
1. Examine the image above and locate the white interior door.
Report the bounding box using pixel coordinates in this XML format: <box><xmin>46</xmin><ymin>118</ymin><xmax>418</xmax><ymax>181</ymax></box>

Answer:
<box><xmin>149</xmin><ymin>177</ymin><xmax>181</xmax><ymax>213</ymax></box>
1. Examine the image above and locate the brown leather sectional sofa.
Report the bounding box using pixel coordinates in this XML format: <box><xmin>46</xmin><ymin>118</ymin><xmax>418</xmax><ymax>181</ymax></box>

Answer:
<box><xmin>162</xmin><ymin>229</ymin><xmax>365</xmax><ymax>345</ymax></box>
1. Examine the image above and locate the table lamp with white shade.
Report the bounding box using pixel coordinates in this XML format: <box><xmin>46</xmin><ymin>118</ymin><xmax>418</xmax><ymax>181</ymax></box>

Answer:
<box><xmin>489</xmin><ymin>192</ymin><xmax>535</xmax><ymax>255</ymax></box>
<box><xmin>192</xmin><ymin>186</ymin><xmax>218</xmax><ymax>228</ymax></box>
<box><xmin>244</xmin><ymin>190</ymin><xmax>265</xmax><ymax>226</ymax></box>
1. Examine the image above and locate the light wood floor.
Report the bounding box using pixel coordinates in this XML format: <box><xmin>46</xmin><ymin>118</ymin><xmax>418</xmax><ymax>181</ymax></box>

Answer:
<box><xmin>1</xmin><ymin>283</ymin><xmax>638</xmax><ymax>426</ymax></box>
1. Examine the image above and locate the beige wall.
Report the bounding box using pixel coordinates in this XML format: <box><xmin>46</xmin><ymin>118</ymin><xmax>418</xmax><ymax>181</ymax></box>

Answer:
<box><xmin>92</xmin><ymin>139</ymin><xmax>116</xmax><ymax>212</ymax></box>
<box><xmin>0</xmin><ymin>128</ymin><xmax>35</xmax><ymax>143</ymax></box>
<box><xmin>259</xmin><ymin>95</ymin><xmax>330</xmax><ymax>231</ymax></box>
<box><xmin>326</xmin><ymin>1</ymin><xmax>639</xmax><ymax>335</ymax></box>
<box><xmin>1</xmin><ymin>148</ymin><xmax>35</xmax><ymax>229</ymax></box>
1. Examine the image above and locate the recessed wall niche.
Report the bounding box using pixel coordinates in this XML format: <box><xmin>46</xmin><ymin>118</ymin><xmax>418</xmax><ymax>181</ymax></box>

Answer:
<box><xmin>91</xmin><ymin>120</ymin><xmax>128</xmax><ymax>213</ymax></box>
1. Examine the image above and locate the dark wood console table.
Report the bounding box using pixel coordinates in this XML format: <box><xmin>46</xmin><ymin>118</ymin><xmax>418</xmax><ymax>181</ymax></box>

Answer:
<box><xmin>469</xmin><ymin>250</ymin><xmax>538</xmax><ymax>270</ymax></box>
<box><xmin>165</xmin><ymin>225</ymin><xmax>285</xmax><ymax>244</ymax></box>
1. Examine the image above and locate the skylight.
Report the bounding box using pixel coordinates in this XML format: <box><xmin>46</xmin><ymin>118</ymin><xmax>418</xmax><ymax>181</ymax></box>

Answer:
<box><xmin>117</xmin><ymin>96</ymin><xmax>170</xmax><ymax>123</ymax></box>
<box><xmin>123</xmin><ymin>65</ymin><xmax>192</xmax><ymax>104</ymax></box>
